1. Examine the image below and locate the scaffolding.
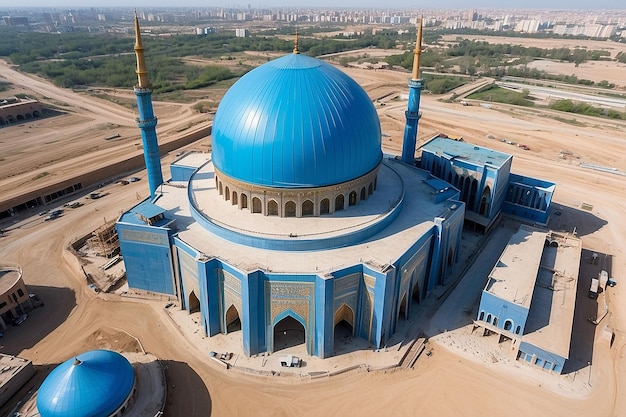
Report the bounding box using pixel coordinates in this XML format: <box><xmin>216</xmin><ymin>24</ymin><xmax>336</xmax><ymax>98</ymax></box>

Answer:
<box><xmin>87</xmin><ymin>220</ymin><xmax>120</xmax><ymax>258</ymax></box>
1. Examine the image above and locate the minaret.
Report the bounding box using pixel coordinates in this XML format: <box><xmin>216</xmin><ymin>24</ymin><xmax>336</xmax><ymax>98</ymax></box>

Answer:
<box><xmin>400</xmin><ymin>17</ymin><xmax>424</xmax><ymax>165</ymax></box>
<box><xmin>133</xmin><ymin>12</ymin><xmax>163</xmax><ymax>198</ymax></box>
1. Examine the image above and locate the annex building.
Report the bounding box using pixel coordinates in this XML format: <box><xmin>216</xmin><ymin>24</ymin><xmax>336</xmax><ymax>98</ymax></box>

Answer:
<box><xmin>474</xmin><ymin>225</ymin><xmax>581</xmax><ymax>373</ymax></box>
<box><xmin>419</xmin><ymin>136</ymin><xmax>555</xmax><ymax>231</ymax></box>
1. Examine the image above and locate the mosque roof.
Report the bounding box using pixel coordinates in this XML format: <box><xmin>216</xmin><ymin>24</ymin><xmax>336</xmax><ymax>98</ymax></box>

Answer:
<box><xmin>37</xmin><ymin>350</ymin><xmax>135</xmax><ymax>417</ymax></box>
<box><xmin>212</xmin><ymin>53</ymin><xmax>382</xmax><ymax>188</ymax></box>
<box><xmin>421</xmin><ymin>137</ymin><xmax>511</xmax><ymax>169</ymax></box>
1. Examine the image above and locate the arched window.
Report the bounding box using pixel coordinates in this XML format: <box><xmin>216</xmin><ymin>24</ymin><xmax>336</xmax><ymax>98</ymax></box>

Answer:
<box><xmin>302</xmin><ymin>200</ymin><xmax>314</xmax><ymax>216</ymax></box>
<box><xmin>504</xmin><ymin>319</ymin><xmax>513</xmax><ymax>331</ymax></box>
<box><xmin>320</xmin><ymin>198</ymin><xmax>330</xmax><ymax>215</ymax></box>
<box><xmin>368</xmin><ymin>183</ymin><xmax>373</xmax><ymax>195</ymax></box>
<box><xmin>479</xmin><ymin>311</ymin><xmax>485</xmax><ymax>321</ymax></box>
<box><xmin>285</xmin><ymin>201</ymin><xmax>296</xmax><ymax>217</ymax></box>
<box><xmin>461</xmin><ymin>177</ymin><xmax>472</xmax><ymax>203</ymax></box>
<box><xmin>218</xmin><ymin>182</ymin><xmax>223</xmax><ymax>196</ymax></box>
<box><xmin>215</xmin><ymin>175</ymin><xmax>219</xmax><ymax>189</ymax></box>
<box><xmin>241</xmin><ymin>194</ymin><xmax>248</xmax><ymax>209</ymax></box>
<box><xmin>267</xmin><ymin>200</ymin><xmax>278</xmax><ymax>216</ymax></box>
<box><xmin>493</xmin><ymin>317</ymin><xmax>498</xmax><ymax>326</ymax></box>
<box><xmin>479</xmin><ymin>186</ymin><xmax>492</xmax><ymax>216</ymax></box>
<box><xmin>360</xmin><ymin>187</ymin><xmax>366</xmax><ymax>201</ymax></box>
<box><xmin>468</xmin><ymin>178</ymin><xmax>478</xmax><ymax>209</ymax></box>
<box><xmin>232</xmin><ymin>191</ymin><xmax>238</xmax><ymax>205</ymax></box>
<box><xmin>349</xmin><ymin>191</ymin><xmax>357</xmax><ymax>206</ymax></box>
<box><xmin>252</xmin><ymin>197</ymin><xmax>262</xmax><ymax>214</ymax></box>
<box><xmin>515</xmin><ymin>326</ymin><xmax>521</xmax><ymax>335</ymax></box>
<box><xmin>335</xmin><ymin>194</ymin><xmax>345</xmax><ymax>211</ymax></box>
<box><xmin>225</xmin><ymin>186</ymin><xmax>230</xmax><ymax>201</ymax></box>
<box><xmin>486</xmin><ymin>314</ymin><xmax>492</xmax><ymax>324</ymax></box>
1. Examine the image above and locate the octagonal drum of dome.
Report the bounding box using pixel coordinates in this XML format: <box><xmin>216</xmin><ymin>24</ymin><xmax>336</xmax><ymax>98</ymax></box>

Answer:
<box><xmin>36</xmin><ymin>350</ymin><xmax>135</xmax><ymax>417</ymax></box>
<box><xmin>212</xmin><ymin>53</ymin><xmax>382</xmax><ymax>188</ymax></box>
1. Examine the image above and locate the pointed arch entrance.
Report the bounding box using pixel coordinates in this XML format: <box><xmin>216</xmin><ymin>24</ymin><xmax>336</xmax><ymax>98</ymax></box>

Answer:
<box><xmin>273</xmin><ymin>314</ymin><xmax>306</xmax><ymax>352</ymax></box>
<box><xmin>411</xmin><ymin>280</ymin><xmax>421</xmax><ymax>304</ymax></box>
<box><xmin>252</xmin><ymin>197</ymin><xmax>262</xmax><ymax>213</ymax></box>
<box><xmin>188</xmin><ymin>291</ymin><xmax>200</xmax><ymax>314</ymax></box>
<box><xmin>479</xmin><ymin>186</ymin><xmax>492</xmax><ymax>216</ymax></box>
<box><xmin>398</xmin><ymin>293</ymin><xmax>408</xmax><ymax>320</ymax></box>
<box><xmin>224</xmin><ymin>304</ymin><xmax>241</xmax><ymax>333</ymax></box>
<box><xmin>320</xmin><ymin>198</ymin><xmax>330</xmax><ymax>215</ymax></box>
<box><xmin>335</xmin><ymin>194</ymin><xmax>345</xmax><ymax>211</ymax></box>
<box><xmin>333</xmin><ymin>304</ymin><xmax>355</xmax><ymax>353</ymax></box>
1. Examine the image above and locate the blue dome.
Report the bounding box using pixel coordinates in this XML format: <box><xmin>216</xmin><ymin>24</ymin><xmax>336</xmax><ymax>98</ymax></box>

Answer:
<box><xmin>37</xmin><ymin>350</ymin><xmax>135</xmax><ymax>417</ymax></box>
<box><xmin>212</xmin><ymin>53</ymin><xmax>382</xmax><ymax>187</ymax></box>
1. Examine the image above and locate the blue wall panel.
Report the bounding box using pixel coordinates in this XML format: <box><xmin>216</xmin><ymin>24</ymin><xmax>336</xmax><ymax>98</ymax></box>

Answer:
<box><xmin>519</xmin><ymin>341</ymin><xmax>566</xmax><ymax>374</ymax></box>
<box><xmin>478</xmin><ymin>290</ymin><xmax>529</xmax><ymax>333</ymax></box>
<box><xmin>117</xmin><ymin>223</ymin><xmax>174</xmax><ymax>295</ymax></box>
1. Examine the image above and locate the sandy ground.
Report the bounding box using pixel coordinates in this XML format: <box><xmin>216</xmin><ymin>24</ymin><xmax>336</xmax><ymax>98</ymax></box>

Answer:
<box><xmin>0</xmin><ymin>59</ymin><xmax>212</xmax><ymax>202</ymax></box>
<box><xmin>1</xmin><ymin>46</ymin><xmax>626</xmax><ymax>416</ymax></box>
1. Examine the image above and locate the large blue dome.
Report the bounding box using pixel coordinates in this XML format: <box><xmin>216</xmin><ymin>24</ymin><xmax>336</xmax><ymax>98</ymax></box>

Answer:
<box><xmin>212</xmin><ymin>53</ymin><xmax>382</xmax><ymax>188</ymax></box>
<box><xmin>37</xmin><ymin>350</ymin><xmax>135</xmax><ymax>417</ymax></box>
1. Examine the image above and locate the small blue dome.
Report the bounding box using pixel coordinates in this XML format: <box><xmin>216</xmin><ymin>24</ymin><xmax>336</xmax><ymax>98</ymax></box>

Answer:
<box><xmin>37</xmin><ymin>350</ymin><xmax>135</xmax><ymax>417</ymax></box>
<box><xmin>212</xmin><ymin>53</ymin><xmax>382</xmax><ymax>187</ymax></box>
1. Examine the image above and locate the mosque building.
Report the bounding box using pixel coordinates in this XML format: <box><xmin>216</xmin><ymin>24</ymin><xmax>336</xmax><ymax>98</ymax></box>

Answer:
<box><xmin>116</xmin><ymin>16</ymin><xmax>554</xmax><ymax>359</ymax></box>
<box><xmin>117</xmin><ymin>17</ymin><xmax>465</xmax><ymax>358</ymax></box>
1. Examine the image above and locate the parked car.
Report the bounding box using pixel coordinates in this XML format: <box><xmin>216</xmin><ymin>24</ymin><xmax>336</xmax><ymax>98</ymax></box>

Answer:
<box><xmin>129</xmin><ymin>176</ymin><xmax>141</xmax><ymax>182</ymax></box>
<box><xmin>12</xmin><ymin>314</ymin><xmax>29</xmax><ymax>326</ymax></box>
<box><xmin>116</xmin><ymin>180</ymin><xmax>129</xmax><ymax>186</ymax></box>
<box><xmin>44</xmin><ymin>212</ymin><xmax>60</xmax><ymax>221</ymax></box>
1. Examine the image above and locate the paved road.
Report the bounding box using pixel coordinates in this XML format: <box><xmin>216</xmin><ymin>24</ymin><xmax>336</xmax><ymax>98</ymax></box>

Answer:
<box><xmin>497</xmin><ymin>81</ymin><xmax>626</xmax><ymax>109</ymax></box>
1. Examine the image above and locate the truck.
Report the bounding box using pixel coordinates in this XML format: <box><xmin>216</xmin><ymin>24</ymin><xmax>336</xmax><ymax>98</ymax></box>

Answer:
<box><xmin>589</xmin><ymin>278</ymin><xmax>599</xmax><ymax>299</ymax></box>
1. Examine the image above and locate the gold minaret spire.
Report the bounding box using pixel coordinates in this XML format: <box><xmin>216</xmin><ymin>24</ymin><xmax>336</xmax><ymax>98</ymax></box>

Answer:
<box><xmin>134</xmin><ymin>11</ymin><xmax>150</xmax><ymax>88</ymax></box>
<box><xmin>411</xmin><ymin>16</ymin><xmax>423</xmax><ymax>80</ymax></box>
<box><xmin>293</xmin><ymin>29</ymin><xmax>300</xmax><ymax>54</ymax></box>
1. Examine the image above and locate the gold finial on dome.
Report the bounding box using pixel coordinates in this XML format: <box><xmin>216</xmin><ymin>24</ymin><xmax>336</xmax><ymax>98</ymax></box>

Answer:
<box><xmin>293</xmin><ymin>29</ymin><xmax>300</xmax><ymax>54</ymax></box>
<box><xmin>411</xmin><ymin>15</ymin><xmax>423</xmax><ymax>80</ymax></box>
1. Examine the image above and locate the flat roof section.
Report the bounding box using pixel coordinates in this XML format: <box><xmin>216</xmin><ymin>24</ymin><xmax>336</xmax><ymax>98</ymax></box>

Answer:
<box><xmin>421</xmin><ymin>136</ymin><xmax>511</xmax><ymax>169</ymax></box>
<box><xmin>172</xmin><ymin>152</ymin><xmax>210</xmax><ymax>169</ymax></box>
<box><xmin>484</xmin><ymin>225</ymin><xmax>547</xmax><ymax>308</ymax></box>
<box><xmin>0</xmin><ymin>354</ymin><xmax>34</xmax><ymax>405</ymax></box>
<box><xmin>0</xmin><ymin>266</ymin><xmax>21</xmax><ymax>295</ymax></box>
<box><xmin>523</xmin><ymin>232</ymin><xmax>581</xmax><ymax>358</ymax></box>
<box><xmin>149</xmin><ymin>156</ymin><xmax>460</xmax><ymax>275</ymax></box>
<box><xmin>190</xmin><ymin>160</ymin><xmax>403</xmax><ymax>241</ymax></box>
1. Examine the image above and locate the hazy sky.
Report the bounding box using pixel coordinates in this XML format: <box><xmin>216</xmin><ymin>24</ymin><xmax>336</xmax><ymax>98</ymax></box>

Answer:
<box><xmin>4</xmin><ymin>1</ymin><xmax>626</xmax><ymax>9</ymax></box>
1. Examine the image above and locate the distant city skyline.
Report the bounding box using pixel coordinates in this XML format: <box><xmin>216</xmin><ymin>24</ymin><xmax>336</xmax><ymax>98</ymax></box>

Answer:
<box><xmin>3</xmin><ymin>1</ymin><xmax>626</xmax><ymax>10</ymax></box>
